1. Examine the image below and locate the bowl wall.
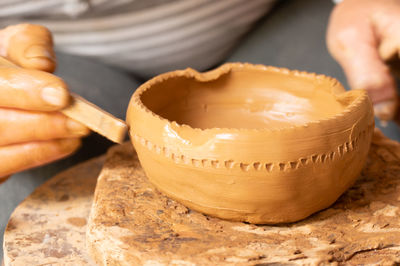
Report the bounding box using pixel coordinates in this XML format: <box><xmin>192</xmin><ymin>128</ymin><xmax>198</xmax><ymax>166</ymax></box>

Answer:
<box><xmin>132</xmin><ymin>123</ymin><xmax>373</xmax><ymax>223</ymax></box>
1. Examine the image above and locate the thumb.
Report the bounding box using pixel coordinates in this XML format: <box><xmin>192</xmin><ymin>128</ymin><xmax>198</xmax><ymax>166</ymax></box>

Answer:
<box><xmin>0</xmin><ymin>24</ymin><xmax>56</xmax><ymax>72</ymax></box>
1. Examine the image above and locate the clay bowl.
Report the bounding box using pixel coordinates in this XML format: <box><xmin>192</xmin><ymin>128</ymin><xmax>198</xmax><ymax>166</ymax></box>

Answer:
<box><xmin>126</xmin><ymin>63</ymin><xmax>374</xmax><ymax>224</ymax></box>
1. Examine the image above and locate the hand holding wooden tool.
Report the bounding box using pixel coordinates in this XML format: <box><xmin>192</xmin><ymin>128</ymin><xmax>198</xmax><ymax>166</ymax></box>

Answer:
<box><xmin>0</xmin><ymin>56</ymin><xmax>128</xmax><ymax>144</ymax></box>
<box><xmin>0</xmin><ymin>23</ymin><xmax>128</xmax><ymax>181</ymax></box>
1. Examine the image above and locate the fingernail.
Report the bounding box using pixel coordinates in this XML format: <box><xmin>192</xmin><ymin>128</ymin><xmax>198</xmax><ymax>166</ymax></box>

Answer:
<box><xmin>25</xmin><ymin>45</ymin><xmax>54</xmax><ymax>60</ymax></box>
<box><xmin>66</xmin><ymin>119</ymin><xmax>90</xmax><ymax>136</ymax></box>
<box><xmin>41</xmin><ymin>87</ymin><xmax>69</xmax><ymax>107</ymax></box>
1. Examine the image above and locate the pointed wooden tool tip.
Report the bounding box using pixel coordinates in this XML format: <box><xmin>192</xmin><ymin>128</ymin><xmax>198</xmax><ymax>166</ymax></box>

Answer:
<box><xmin>62</xmin><ymin>93</ymin><xmax>128</xmax><ymax>144</ymax></box>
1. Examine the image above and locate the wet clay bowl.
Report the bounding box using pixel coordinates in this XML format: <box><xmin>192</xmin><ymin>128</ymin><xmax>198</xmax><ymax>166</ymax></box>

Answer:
<box><xmin>126</xmin><ymin>63</ymin><xmax>374</xmax><ymax>224</ymax></box>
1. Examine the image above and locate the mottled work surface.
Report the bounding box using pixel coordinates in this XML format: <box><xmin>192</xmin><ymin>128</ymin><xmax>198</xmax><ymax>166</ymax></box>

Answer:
<box><xmin>3</xmin><ymin>156</ymin><xmax>105</xmax><ymax>266</ymax></box>
<box><xmin>88</xmin><ymin>130</ymin><xmax>400</xmax><ymax>265</ymax></box>
<box><xmin>3</xmin><ymin>130</ymin><xmax>400</xmax><ymax>265</ymax></box>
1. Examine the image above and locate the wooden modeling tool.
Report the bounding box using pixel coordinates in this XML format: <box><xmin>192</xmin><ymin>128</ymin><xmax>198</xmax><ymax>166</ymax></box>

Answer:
<box><xmin>0</xmin><ymin>56</ymin><xmax>128</xmax><ymax>143</ymax></box>
<box><xmin>62</xmin><ymin>93</ymin><xmax>127</xmax><ymax>143</ymax></box>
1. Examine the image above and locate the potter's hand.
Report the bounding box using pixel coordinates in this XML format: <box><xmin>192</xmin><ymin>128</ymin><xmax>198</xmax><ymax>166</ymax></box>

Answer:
<box><xmin>0</xmin><ymin>24</ymin><xmax>89</xmax><ymax>184</ymax></box>
<box><xmin>327</xmin><ymin>0</ymin><xmax>400</xmax><ymax>120</ymax></box>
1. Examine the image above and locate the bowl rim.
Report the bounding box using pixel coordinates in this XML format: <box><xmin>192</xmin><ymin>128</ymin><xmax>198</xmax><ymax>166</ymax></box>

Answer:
<box><xmin>129</xmin><ymin>62</ymin><xmax>370</xmax><ymax>134</ymax></box>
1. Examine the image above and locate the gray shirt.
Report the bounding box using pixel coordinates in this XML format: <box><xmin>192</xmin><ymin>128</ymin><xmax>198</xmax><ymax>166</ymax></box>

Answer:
<box><xmin>0</xmin><ymin>0</ymin><xmax>276</xmax><ymax>78</ymax></box>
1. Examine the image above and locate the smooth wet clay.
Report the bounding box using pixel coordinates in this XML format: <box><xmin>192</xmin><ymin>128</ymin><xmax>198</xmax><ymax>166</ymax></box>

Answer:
<box><xmin>126</xmin><ymin>63</ymin><xmax>375</xmax><ymax>224</ymax></box>
<box><xmin>151</xmin><ymin>72</ymin><xmax>345</xmax><ymax>130</ymax></box>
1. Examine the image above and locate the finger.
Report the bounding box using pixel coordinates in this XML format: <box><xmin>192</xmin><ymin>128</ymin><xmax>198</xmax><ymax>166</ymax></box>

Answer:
<box><xmin>342</xmin><ymin>44</ymin><xmax>396</xmax><ymax>104</ymax></box>
<box><xmin>0</xmin><ymin>138</ymin><xmax>81</xmax><ymax>177</ymax></box>
<box><xmin>0</xmin><ymin>108</ymin><xmax>89</xmax><ymax>146</ymax></box>
<box><xmin>0</xmin><ymin>66</ymin><xmax>70</xmax><ymax>111</ymax></box>
<box><xmin>0</xmin><ymin>24</ymin><xmax>56</xmax><ymax>72</ymax></box>
<box><xmin>327</xmin><ymin>19</ymin><xmax>397</xmax><ymax>104</ymax></box>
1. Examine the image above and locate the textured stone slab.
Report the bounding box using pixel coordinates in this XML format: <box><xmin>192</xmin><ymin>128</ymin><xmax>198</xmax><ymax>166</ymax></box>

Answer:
<box><xmin>87</xmin><ymin>130</ymin><xmax>400</xmax><ymax>265</ymax></box>
<box><xmin>3</xmin><ymin>156</ymin><xmax>105</xmax><ymax>265</ymax></box>
<box><xmin>3</xmin><ymin>130</ymin><xmax>400</xmax><ymax>265</ymax></box>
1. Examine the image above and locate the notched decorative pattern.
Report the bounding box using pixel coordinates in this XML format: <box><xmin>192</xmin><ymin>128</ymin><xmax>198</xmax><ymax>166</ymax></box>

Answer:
<box><xmin>132</xmin><ymin>124</ymin><xmax>373</xmax><ymax>172</ymax></box>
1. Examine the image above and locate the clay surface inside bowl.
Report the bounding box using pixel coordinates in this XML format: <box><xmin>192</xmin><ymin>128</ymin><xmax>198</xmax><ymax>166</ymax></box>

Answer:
<box><xmin>140</xmin><ymin>71</ymin><xmax>346</xmax><ymax>129</ymax></box>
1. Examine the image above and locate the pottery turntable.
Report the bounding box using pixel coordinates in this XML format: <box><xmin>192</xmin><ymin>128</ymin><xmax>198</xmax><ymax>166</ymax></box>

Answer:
<box><xmin>4</xmin><ymin>64</ymin><xmax>400</xmax><ymax>265</ymax></box>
